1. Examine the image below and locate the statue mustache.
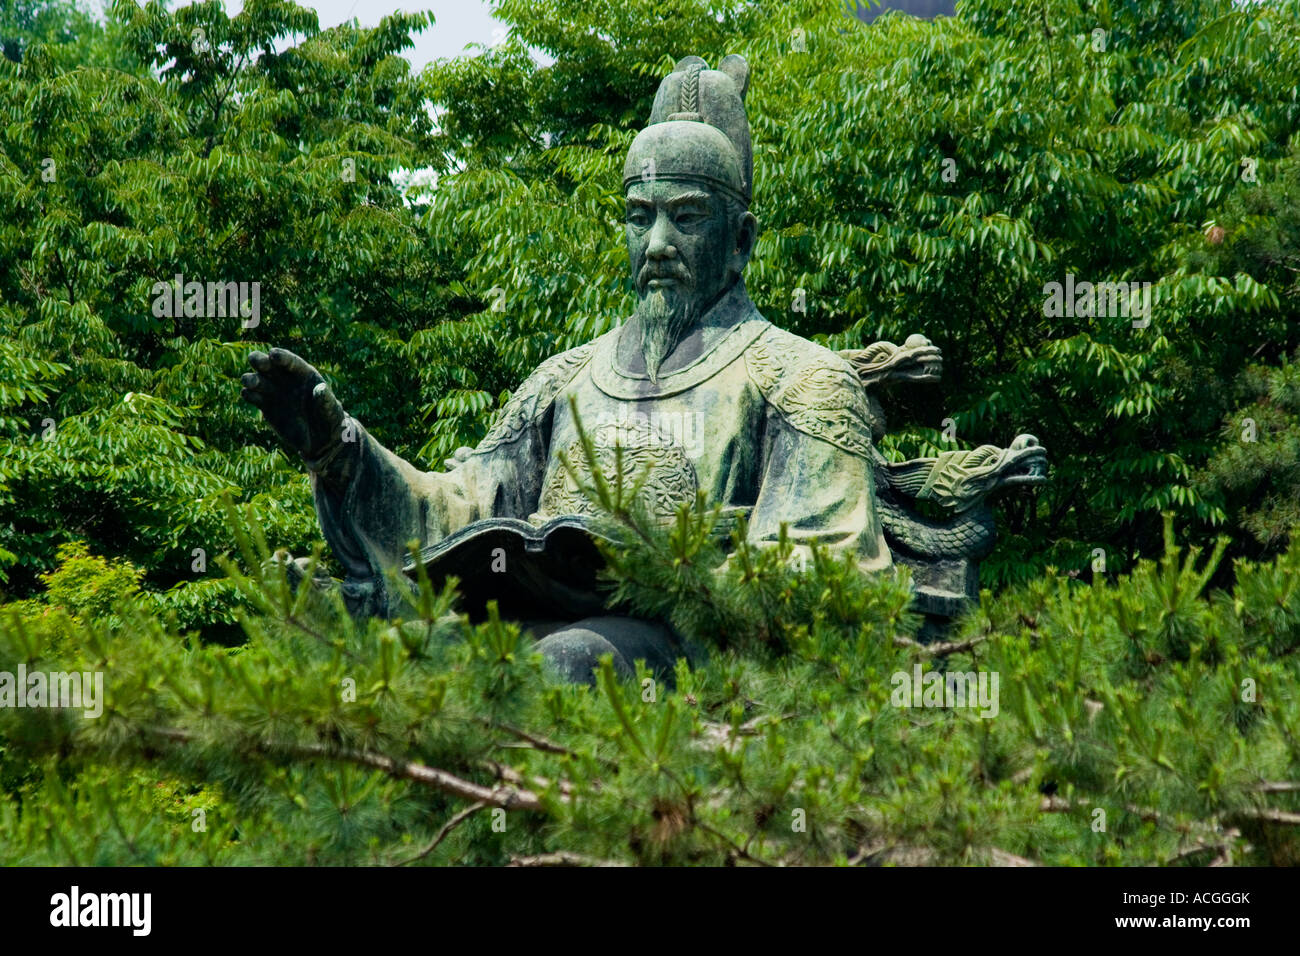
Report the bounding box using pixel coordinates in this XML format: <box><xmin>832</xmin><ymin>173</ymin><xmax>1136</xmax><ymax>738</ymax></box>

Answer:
<box><xmin>638</xmin><ymin>262</ymin><xmax>693</xmax><ymax>291</ymax></box>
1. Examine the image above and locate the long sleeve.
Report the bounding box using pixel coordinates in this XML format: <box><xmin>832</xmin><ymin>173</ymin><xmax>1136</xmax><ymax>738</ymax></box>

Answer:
<box><xmin>743</xmin><ymin>324</ymin><xmax>892</xmax><ymax>575</ymax></box>
<box><xmin>307</xmin><ymin>342</ymin><xmax>596</xmax><ymax>616</ymax></box>
<box><xmin>310</xmin><ymin>420</ymin><xmax>547</xmax><ymax>616</ymax></box>
<box><xmin>748</xmin><ymin>407</ymin><xmax>892</xmax><ymax>573</ymax></box>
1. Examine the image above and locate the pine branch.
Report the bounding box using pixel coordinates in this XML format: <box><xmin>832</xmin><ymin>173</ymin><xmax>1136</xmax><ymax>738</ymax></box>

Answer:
<box><xmin>394</xmin><ymin>801</ymin><xmax>488</xmax><ymax>866</ymax></box>
<box><xmin>692</xmin><ymin>819</ymin><xmax>775</xmax><ymax>867</ymax></box>
<box><xmin>894</xmin><ymin>633</ymin><xmax>990</xmax><ymax>657</ymax></box>
<box><xmin>507</xmin><ymin>852</ymin><xmax>628</xmax><ymax>867</ymax></box>
<box><xmin>1251</xmin><ymin>781</ymin><xmax>1300</xmax><ymax>793</ymax></box>
<box><xmin>1165</xmin><ymin>834</ymin><xmax>1241</xmax><ymax>866</ymax></box>
<box><xmin>1226</xmin><ymin>808</ymin><xmax>1300</xmax><ymax>826</ymax></box>
<box><xmin>142</xmin><ymin>726</ymin><xmax>551</xmax><ymax>812</ymax></box>
<box><xmin>479</xmin><ymin>718</ymin><xmax>619</xmax><ymax>771</ymax></box>
<box><xmin>850</xmin><ymin>844</ymin><xmax>1041</xmax><ymax>866</ymax></box>
<box><xmin>479</xmin><ymin>759</ymin><xmax>576</xmax><ymax>799</ymax></box>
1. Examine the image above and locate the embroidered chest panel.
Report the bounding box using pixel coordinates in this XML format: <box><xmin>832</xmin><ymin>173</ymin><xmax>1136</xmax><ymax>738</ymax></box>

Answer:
<box><xmin>537</xmin><ymin>416</ymin><xmax>699</xmax><ymax>521</ymax></box>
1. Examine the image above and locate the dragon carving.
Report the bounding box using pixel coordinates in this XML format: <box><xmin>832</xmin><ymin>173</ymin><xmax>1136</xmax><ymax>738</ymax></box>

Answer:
<box><xmin>840</xmin><ymin>335</ymin><xmax>1048</xmax><ymax>627</ymax></box>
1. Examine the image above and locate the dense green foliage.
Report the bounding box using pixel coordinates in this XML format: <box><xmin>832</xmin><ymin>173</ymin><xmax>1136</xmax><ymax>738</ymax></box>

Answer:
<box><xmin>2</xmin><ymin>499</ymin><xmax>1299</xmax><ymax>866</ymax></box>
<box><xmin>2</xmin><ymin>0</ymin><xmax>1300</xmax><ymax>865</ymax></box>
<box><xmin>0</xmin><ymin>0</ymin><xmax>456</xmax><ymax>606</ymax></box>
<box><xmin>3</xmin><ymin>0</ymin><xmax>1299</xmax><ymax>597</ymax></box>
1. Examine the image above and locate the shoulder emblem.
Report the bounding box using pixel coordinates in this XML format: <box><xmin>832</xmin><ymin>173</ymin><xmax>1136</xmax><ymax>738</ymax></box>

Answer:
<box><xmin>475</xmin><ymin>341</ymin><xmax>597</xmax><ymax>454</ymax></box>
<box><xmin>744</xmin><ymin>327</ymin><xmax>876</xmax><ymax>460</ymax></box>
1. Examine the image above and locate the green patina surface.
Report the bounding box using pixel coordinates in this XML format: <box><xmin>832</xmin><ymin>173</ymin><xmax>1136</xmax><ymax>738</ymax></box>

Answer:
<box><xmin>241</xmin><ymin>54</ymin><xmax>1047</xmax><ymax>671</ymax></box>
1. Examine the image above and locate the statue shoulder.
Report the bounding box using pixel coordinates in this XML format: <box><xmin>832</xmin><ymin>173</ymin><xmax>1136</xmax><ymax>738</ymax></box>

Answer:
<box><xmin>529</xmin><ymin>337</ymin><xmax>602</xmax><ymax>394</ymax></box>
<box><xmin>475</xmin><ymin>338</ymin><xmax>599</xmax><ymax>453</ymax></box>
<box><xmin>743</xmin><ymin>325</ymin><xmax>876</xmax><ymax>460</ymax></box>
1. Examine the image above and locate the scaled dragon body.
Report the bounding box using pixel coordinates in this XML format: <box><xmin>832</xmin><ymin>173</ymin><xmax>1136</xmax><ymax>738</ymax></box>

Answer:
<box><xmin>840</xmin><ymin>335</ymin><xmax>1048</xmax><ymax>624</ymax></box>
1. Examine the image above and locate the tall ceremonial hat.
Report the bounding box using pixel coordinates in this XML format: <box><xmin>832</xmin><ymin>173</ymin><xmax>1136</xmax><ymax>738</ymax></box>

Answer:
<box><xmin>623</xmin><ymin>54</ymin><xmax>754</xmax><ymax>207</ymax></box>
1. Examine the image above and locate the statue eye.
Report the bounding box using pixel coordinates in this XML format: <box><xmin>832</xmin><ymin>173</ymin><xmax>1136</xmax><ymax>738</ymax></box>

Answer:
<box><xmin>626</xmin><ymin>208</ymin><xmax>651</xmax><ymax>227</ymax></box>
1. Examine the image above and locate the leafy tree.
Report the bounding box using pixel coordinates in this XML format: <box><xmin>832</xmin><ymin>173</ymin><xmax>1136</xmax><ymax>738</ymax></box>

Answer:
<box><xmin>1195</xmin><ymin>355</ymin><xmax>1300</xmax><ymax>553</ymax></box>
<box><xmin>0</xmin><ymin>0</ymin><xmax>460</xmax><ymax>602</ymax></box>
<box><xmin>1191</xmin><ymin>141</ymin><xmax>1300</xmax><ymax>557</ymax></box>
<box><xmin>1</xmin><ymin>0</ymin><xmax>131</xmax><ymax>69</ymax></box>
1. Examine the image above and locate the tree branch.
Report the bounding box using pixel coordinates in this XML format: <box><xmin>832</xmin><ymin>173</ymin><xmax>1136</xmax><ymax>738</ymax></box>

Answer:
<box><xmin>143</xmin><ymin>725</ymin><xmax>550</xmax><ymax>811</ymax></box>
<box><xmin>894</xmin><ymin>633</ymin><xmax>989</xmax><ymax>657</ymax></box>
<box><xmin>394</xmin><ymin>801</ymin><xmax>487</xmax><ymax>866</ymax></box>
<box><xmin>507</xmin><ymin>852</ymin><xmax>627</xmax><ymax>867</ymax></box>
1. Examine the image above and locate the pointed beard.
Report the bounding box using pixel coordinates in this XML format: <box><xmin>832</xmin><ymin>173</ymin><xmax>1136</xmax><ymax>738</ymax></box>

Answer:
<box><xmin>635</xmin><ymin>286</ymin><xmax>698</xmax><ymax>383</ymax></box>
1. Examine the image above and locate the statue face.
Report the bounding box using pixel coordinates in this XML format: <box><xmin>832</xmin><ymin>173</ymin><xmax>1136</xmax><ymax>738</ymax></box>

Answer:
<box><xmin>625</xmin><ymin>179</ymin><xmax>738</xmax><ymax>311</ymax></box>
<box><xmin>623</xmin><ymin>178</ymin><xmax>756</xmax><ymax>381</ymax></box>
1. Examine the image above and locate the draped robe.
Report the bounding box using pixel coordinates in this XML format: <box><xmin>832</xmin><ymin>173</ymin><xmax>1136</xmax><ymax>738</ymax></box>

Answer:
<box><xmin>308</xmin><ymin>281</ymin><xmax>892</xmax><ymax>617</ymax></box>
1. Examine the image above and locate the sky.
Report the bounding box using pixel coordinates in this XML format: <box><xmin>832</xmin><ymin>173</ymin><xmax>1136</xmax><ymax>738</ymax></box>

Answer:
<box><xmin>239</xmin><ymin>0</ymin><xmax>502</xmax><ymax>70</ymax></box>
<box><xmin>93</xmin><ymin>1</ymin><xmax>504</xmax><ymax>72</ymax></box>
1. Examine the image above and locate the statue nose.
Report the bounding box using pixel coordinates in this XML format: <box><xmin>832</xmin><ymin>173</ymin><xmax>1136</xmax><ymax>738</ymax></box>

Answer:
<box><xmin>647</xmin><ymin>235</ymin><xmax>677</xmax><ymax>259</ymax></box>
<box><xmin>646</xmin><ymin>216</ymin><xmax>680</xmax><ymax>258</ymax></box>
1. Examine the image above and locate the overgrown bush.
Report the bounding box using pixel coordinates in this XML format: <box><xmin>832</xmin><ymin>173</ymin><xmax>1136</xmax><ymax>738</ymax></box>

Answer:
<box><xmin>1</xmin><ymin>499</ymin><xmax>1296</xmax><ymax>866</ymax></box>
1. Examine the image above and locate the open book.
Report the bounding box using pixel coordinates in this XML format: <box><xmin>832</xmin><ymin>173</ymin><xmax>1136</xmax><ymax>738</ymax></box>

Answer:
<box><xmin>402</xmin><ymin>516</ymin><xmax>615</xmax><ymax>621</ymax></box>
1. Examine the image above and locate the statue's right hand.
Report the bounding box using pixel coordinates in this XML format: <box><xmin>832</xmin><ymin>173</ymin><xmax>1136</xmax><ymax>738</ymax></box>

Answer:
<box><xmin>241</xmin><ymin>348</ymin><xmax>347</xmax><ymax>460</ymax></box>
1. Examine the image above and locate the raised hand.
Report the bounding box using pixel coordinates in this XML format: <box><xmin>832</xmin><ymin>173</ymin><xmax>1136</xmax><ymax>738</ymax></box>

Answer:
<box><xmin>241</xmin><ymin>348</ymin><xmax>347</xmax><ymax>460</ymax></box>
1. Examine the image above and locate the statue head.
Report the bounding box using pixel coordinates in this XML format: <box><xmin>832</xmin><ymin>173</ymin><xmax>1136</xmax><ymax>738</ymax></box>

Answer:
<box><xmin>622</xmin><ymin>55</ymin><xmax>758</xmax><ymax>380</ymax></box>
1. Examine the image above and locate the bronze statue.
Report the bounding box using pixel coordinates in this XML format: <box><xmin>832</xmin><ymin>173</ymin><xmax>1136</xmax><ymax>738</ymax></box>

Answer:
<box><xmin>241</xmin><ymin>55</ymin><xmax>1046</xmax><ymax>679</ymax></box>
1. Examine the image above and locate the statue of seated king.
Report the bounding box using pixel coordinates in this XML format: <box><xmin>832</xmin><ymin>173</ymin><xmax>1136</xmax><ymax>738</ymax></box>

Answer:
<box><xmin>240</xmin><ymin>55</ymin><xmax>1047</xmax><ymax>681</ymax></box>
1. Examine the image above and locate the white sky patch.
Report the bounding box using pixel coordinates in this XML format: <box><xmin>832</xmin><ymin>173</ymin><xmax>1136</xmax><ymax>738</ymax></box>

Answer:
<box><xmin>93</xmin><ymin>0</ymin><xmax>506</xmax><ymax>71</ymax></box>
